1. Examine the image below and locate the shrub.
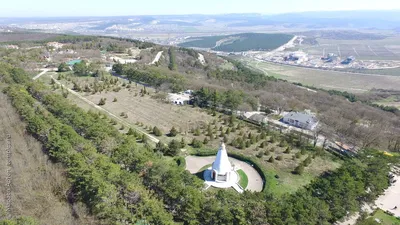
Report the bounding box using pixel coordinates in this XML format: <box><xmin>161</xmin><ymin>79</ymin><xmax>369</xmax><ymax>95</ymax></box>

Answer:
<box><xmin>284</xmin><ymin>147</ymin><xmax>291</xmax><ymax>154</ymax></box>
<box><xmin>169</xmin><ymin>126</ymin><xmax>178</xmax><ymax>137</ymax></box>
<box><xmin>113</xmin><ymin>97</ymin><xmax>118</xmax><ymax>102</ymax></box>
<box><xmin>276</xmin><ymin>155</ymin><xmax>283</xmax><ymax>161</ymax></box>
<box><xmin>303</xmin><ymin>156</ymin><xmax>312</xmax><ymax>167</ymax></box>
<box><xmin>223</xmin><ymin>135</ymin><xmax>228</xmax><ymax>143</ymax></box>
<box><xmin>191</xmin><ymin>138</ymin><xmax>203</xmax><ymax>148</ymax></box>
<box><xmin>167</xmin><ymin>140</ymin><xmax>181</xmax><ymax>156</ymax></box>
<box><xmin>175</xmin><ymin>156</ymin><xmax>186</xmax><ymax>168</ymax></box>
<box><xmin>126</xmin><ymin>128</ymin><xmax>135</xmax><ymax>136</ymax></box>
<box><xmin>268</xmin><ymin>156</ymin><xmax>275</xmax><ymax>163</ymax></box>
<box><xmin>180</xmin><ymin>138</ymin><xmax>186</xmax><ymax>148</ymax></box>
<box><xmin>153</xmin><ymin>126</ymin><xmax>163</xmax><ymax>137</ymax></box>
<box><xmin>279</xmin><ymin>140</ymin><xmax>288</xmax><ymax>147</ymax></box>
<box><xmin>295</xmin><ymin>152</ymin><xmax>302</xmax><ymax>158</ymax></box>
<box><xmin>98</xmin><ymin>98</ymin><xmax>106</xmax><ymax>105</ymax></box>
<box><xmin>239</xmin><ymin>140</ymin><xmax>246</xmax><ymax>149</ymax></box>
<box><xmin>256</xmin><ymin>151</ymin><xmax>263</xmax><ymax>158</ymax></box>
<box><xmin>294</xmin><ymin>164</ymin><xmax>304</xmax><ymax>175</ymax></box>
<box><xmin>203</xmin><ymin>138</ymin><xmax>209</xmax><ymax>145</ymax></box>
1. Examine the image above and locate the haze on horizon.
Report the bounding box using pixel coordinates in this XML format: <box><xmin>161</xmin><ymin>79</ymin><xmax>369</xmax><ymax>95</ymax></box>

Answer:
<box><xmin>2</xmin><ymin>0</ymin><xmax>400</xmax><ymax>17</ymax></box>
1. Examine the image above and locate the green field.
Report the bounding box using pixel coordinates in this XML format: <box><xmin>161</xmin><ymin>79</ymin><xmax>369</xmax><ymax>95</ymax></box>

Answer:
<box><xmin>371</xmin><ymin>209</ymin><xmax>400</xmax><ymax>225</ymax></box>
<box><xmin>237</xmin><ymin>169</ymin><xmax>249</xmax><ymax>189</ymax></box>
<box><xmin>179</xmin><ymin>33</ymin><xmax>294</xmax><ymax>52</ymax></box>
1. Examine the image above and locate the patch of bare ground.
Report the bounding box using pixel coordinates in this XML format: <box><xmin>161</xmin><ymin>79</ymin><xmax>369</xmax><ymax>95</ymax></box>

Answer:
<box><xmin>0</xmin><ymin>91</ymin><xmax>95</xmax><ymax>224</ymax></box>
<box><xmin>67</xmin><ymin>84</ymin><xmax>215</xmax><ymax>134</ymax></box>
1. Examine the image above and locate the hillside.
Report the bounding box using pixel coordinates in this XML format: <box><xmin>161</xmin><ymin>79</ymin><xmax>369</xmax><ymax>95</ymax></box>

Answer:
<box><xmin>0</xmin><ymin>90</ymin><xmax>95</xmax><ymax>224</ymax></box>
<box><xmin>0</xmin><ymin>34</ymin><xmax>399</xmax><ymax>225</ymax></box>
<box><xmin>179</xmin><ymin>33</ymin><xmax>294</xmax><ymax>52</ymax></box>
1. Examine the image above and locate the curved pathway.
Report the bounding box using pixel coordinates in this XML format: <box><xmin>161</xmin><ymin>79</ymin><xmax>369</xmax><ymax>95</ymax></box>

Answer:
<box><xmin>185</xmin><ymin>156</ymin><xmax>263</xmax><ymax>192</ymax></box>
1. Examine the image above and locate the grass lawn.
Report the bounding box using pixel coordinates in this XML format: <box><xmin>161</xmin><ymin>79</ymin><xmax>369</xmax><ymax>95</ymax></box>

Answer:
<box><xmin>237</xmin><ymin>169</ymin><xmax>248</xmax><ymax>189</ymax></box>
<box><xmin>199</xmin><ymin>164</ymin><xmax>212</xmax><ymax>173</ymax></box>
<box><xmin>371</xmin><ymin>209</ymin><xmax>400</xmax><ymax>225</ymax></box>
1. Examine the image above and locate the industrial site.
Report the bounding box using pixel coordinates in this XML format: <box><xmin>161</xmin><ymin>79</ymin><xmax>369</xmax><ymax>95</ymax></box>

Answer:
<box><xmin>242</xmin><ymin>36</ymin><xmax>400</xmax><ymax>70</ymax></box>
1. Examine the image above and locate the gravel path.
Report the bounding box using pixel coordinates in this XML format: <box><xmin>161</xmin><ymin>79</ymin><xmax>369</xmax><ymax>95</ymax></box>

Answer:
<box><xmin>185</xmin><ymin>156</ymin><xmax>263</xmax><ymax>192</ymax></box>
<box><xmin>376</xmin><ymin>173</ymin><xmax>400</xmax><ymax>217</ymax></box>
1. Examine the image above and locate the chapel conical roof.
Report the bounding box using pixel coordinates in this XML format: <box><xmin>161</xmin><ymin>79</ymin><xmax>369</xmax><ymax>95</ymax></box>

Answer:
<box><xmin>212</xmin><ymin>142</ymin><xmax>232</xmax><ymax>174</ymax></box>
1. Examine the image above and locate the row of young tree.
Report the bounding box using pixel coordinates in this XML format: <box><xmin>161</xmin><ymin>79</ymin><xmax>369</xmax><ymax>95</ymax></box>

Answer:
<box><xmin>1</xmin><ymin>62</ymin><xmax>398</xmax><ymax>225</ymax></box>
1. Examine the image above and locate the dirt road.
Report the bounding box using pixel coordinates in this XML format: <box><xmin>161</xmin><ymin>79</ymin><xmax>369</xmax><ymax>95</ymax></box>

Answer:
<box><xmin>32</xmin><ymin>69</ymin><xmax>49</xmax><ymax>80</ymax></box>
<box><xmin>150</xmin><ymin>51</ymin><xmax>163</xmax><ymax>64</ymax></box>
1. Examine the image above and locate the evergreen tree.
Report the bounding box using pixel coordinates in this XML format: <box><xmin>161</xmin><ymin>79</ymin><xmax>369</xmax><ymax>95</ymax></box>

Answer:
<box><xmin>98</xmin><ymin>98</ymin><xmax>106</xmax><ymax>105</ymax></box>
<box><xmin>268</xmin><ymin>156</ymin><xmax>275</xmax><ymax>163</ymax></box>
<box><xmin>294</xmin><ymin>164</ymin><xmax>305</xmax><ymax>175</ymax></box>
<box><xmin>153</xmin><ymin>126</ymin><xmax>163</xmax><ymax>136</ymax></box>
<box><xmin>169</xmin><ymin>126</ymin><xmax>178</xmax><ymax>137</ymax></box>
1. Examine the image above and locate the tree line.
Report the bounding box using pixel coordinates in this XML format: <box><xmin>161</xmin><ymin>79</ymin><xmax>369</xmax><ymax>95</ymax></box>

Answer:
<box><xmin>112</xmin><ymin>63</ymin><xmax>185</xmax><ymax>92</ymax></box>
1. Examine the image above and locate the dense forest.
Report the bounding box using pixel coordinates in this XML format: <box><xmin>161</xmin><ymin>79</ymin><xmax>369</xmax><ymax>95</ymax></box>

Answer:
<box><xmin>179</xmin><ymin>33</ymin><xmax>294</xmax><ymax>52</ymax></box>
<box><xmin>1</xmin><ymin>61</ymin><xmax>398</xmax><ymax>224</ymax></box>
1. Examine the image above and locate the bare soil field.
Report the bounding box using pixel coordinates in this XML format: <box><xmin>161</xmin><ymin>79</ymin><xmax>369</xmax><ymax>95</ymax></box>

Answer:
<box><xmin>303</xmin><ymin>37</ymin><xmax>400</xmax><ymax>60</ymax></box>
<box><xmin>51</xmin><ymin>76</ymin><xmax>215</xmax><ymax>135</ymax></box>
<box><xmin>0</xmin><ymin>91</ymin><xmax>94</xmax><ymax>224</ymax></box>
<box><xmin>86</xmin><ymin>90</ymin><xmax>214</xmax><ymax>133</ymax></box>
<box><xmin>245</xmin><ymin>59</ymin><xmax>400</xmax><ymax>92</ymax></box>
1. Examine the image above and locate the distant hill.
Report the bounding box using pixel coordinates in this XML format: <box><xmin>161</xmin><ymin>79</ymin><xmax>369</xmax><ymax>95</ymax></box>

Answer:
<box><xmin>179</xmin><ymin>33</ymin><xmax>294</xmax><ymax>52</ymax></box>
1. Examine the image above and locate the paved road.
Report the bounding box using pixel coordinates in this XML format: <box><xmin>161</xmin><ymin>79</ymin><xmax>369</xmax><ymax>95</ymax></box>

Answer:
<box><xmin>376</xmin><ymin>172</ymin><xmax>400</xmax><ymax>217</ymax></box>
<box><xmin>185</xmin><ymin>156</ymin><xmax>263</xmax><ymax>192</ymax></box>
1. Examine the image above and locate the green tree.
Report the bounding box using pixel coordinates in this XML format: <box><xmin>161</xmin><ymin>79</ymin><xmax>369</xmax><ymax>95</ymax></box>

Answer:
<box><xmin>167</xmin><ymin>140</ymin><xmax>181</xmax><ymax>156</ymax></box>
<box><xmin>180</xmin><ymin>138</ymin><xmax>186</xmax><ymax>148</ymax></box>
<box><xmin>168</xmin><ymin>47</ymin><xmax>177</xmax><ymax>71</ymax></box>
<box><xmin>153</xmin><ymin>126</ymin><xmax>163</xmax><ymax>136</ymax></box>
<box><xmin>57</xmin><ymin>62</ymin><xmax>70</xmax><ymax>72</ymax></box>
<box><xmin>98</xmin><ymin>98</ymin><xmax>106</xmax><ymax>106</ymax></box>
<box><xmin>268</xmin><ymin>156</ymin><xmax>275</xmax><ymax>163</ymax></box>
<box><xmin>73</xmin><ymin>61</ymin><xmax>89</xmax><ymax>76</ymax></box>
<box><xmin>169</xmin><ymin>126</ymin><xmax>178</xmax><ymax>137</ymax></box>
<box><xmin>294</xmin><ymin>164</ymin><xmax>304</xmax><ymax>175</ymax></box>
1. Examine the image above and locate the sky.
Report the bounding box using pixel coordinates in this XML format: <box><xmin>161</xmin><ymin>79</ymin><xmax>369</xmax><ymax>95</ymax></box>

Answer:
<box><xmin>2</xmin><ymin>0</ymin><xmax>400</xmax><ymax>17</ymax></box>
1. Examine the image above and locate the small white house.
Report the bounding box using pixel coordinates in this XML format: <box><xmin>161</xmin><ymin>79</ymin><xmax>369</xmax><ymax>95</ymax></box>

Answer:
<box><xmin>168</xmin><ymin>92</ymin><xmax>191</xmax><ymax>105</ymax></box>
<box><xmin>282</xmin><ymin>111</ymin><xmax>318</xmax><ymax>131</ymax></box>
